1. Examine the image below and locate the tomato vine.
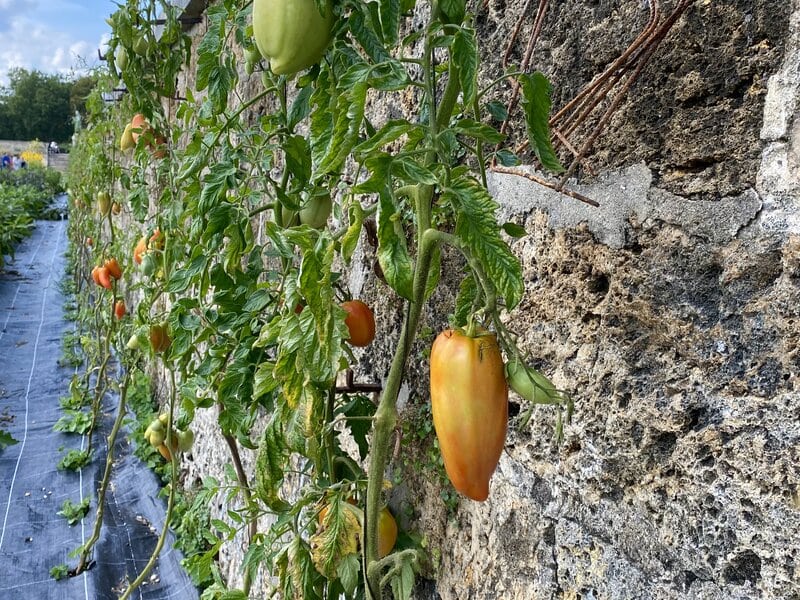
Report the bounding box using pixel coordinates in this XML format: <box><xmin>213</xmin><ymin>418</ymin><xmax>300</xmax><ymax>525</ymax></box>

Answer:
<box><xmin>63</xmin><ymin>0</ymin><xmax>575</xmax><ymax>598</ymax></box>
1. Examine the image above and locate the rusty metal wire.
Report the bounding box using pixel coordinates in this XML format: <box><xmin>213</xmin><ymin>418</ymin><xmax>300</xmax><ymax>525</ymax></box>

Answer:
<box><xmin>551</xmin><ymin>0</ymin><xmax>694</xmax><ymax>190</ymax></box>
<box><xmin>488</xmin><ymin>0</ymin><xmax>694</xmax><ymax>206</ymax></box>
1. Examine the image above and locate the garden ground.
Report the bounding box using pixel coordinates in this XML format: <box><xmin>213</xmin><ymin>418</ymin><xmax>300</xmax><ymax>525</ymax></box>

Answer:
<box><xmin>0</xmin><ymin>205</ymin><xmax>197</xmax><ymax>599</ymax></box>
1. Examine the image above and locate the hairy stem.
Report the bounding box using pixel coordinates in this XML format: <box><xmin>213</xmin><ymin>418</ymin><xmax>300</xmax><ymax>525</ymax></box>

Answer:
<box><xmin>75</xmin><ymin>368</ymin><xmax>130</xmax><ymax>574</ymax></box>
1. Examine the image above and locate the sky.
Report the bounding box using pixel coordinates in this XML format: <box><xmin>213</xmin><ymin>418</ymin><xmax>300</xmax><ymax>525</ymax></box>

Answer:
<box><xmin>0</xmin><ymin>0</ymin><xmax>117</xmax><ymax>86</ymax></box>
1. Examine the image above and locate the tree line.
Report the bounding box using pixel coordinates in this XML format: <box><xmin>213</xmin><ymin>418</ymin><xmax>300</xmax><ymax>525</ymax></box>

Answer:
<box><xmin>0</xmin><ymin>69</ymin><xmax>95</xmax><ymax>146</ymax></box>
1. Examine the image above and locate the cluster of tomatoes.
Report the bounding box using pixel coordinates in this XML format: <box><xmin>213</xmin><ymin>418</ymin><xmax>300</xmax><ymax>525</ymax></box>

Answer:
<box><xmin>143</xmin><ymin>414</ymin><xmax>194</xmax><ymax>461</ymax></box>
<box><xmin>119</xmin><ymin>113</ymin><xmax>167</xmax><ymax>158</ymax></box>
<box><xmin>90</xmin><ymin>257</ymin><xmax>128</xmax><ymax>321</ymax></box>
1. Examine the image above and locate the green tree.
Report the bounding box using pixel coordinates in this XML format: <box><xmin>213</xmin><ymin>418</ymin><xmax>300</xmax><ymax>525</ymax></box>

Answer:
<box><xmin>0</xmin><ymin>69</ymin><xmax>72</xmax><ymax>143</ymax></box>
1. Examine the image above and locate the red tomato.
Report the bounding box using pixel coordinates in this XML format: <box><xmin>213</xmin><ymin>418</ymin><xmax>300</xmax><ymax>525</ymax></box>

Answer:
<box><xmin>342</xmin><ymin>300</ymin><xmax>375</xmax><ymax>347</ymax></box>
<box><xmin>104</xmin><ymin>258</ymin><xmax>122</xmax><ymax>280</ymax></box>
<box><xmin>114</xmin><ymin>300</ymin><xmax>126</xmax><ymax>320</ymax></box>
<box><xmin>96</xmin><ymin>266</ymin><xmax>113</xmax><ymax>290</ymax></box>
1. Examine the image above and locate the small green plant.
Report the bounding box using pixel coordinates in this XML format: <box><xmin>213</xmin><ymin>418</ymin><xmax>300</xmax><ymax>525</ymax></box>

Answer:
<box><xmin>57</xmin><ymin>449</ymin><xmax>92</xmax><ymax>471</ymax></box>
<box><xmin>58</xmin><ymin>497</ymin><xmax>91</xmax><ymax>525</ymax></box>
<box><xmin>0</xmin><ymin>430</ymin><xmax>19</xmax><ymax>450</ymax></box>
<box><xmin>59</xmin><ymin>377</ymin><xmax>91</xmax><ymax>410</ymax></box>
<box><xmin>53</xmin><ymin>410</ymin><xmax>93</xmax><ymax>435</ymax></box>
<box><xmin>50</xmin><ymin>563</ymin><xmax>69</xmax><ymax>581</ymax></box>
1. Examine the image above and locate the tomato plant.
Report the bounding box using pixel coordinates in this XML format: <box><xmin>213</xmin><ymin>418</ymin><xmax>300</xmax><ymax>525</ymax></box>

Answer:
<box><xmin>62</xmin><ymin>0</ymin><xmax>575</xmax><ymax>596</ymax></box>
<box><xmin>430</xmin><ymin>328</ymin><xmax>508</xmax><ymax>501</ymax></box>
<box><xmin>342</xmin><ymin>300</ymin><xmax>376</xmax><ymax>347</ymax></box>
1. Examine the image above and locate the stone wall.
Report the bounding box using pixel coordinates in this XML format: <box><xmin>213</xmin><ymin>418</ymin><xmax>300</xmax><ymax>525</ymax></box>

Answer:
<box><xmin>163</xmin><ymin>1</ymin><xmax>799</xmax><ymax>598</ymax></box>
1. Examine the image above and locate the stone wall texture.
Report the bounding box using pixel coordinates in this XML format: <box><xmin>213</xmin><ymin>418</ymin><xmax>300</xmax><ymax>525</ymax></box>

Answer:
<box><xmin>160</xmin><ymin>1</ymin><xmax>800</xmax><ymax>598</ymax></box>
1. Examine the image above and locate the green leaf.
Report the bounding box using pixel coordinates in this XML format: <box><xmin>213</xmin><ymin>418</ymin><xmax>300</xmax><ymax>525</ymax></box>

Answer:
<box><xmin>196</xmin><ymin>9</ymin><xmax>233</xmax><ymax>114</ymax></box>
<box><xmin>337</xmin><ymin>553</ymin><xmax>360</xmax><ymax>596</ymax></box>
<box><xmin>502</xmin><ymin>222</ymin><xmax>527</xmax><ymax>238</ymax></box>
<box><xmin>242</xmin><ymin>288</ymin><xmax>272</xmax><ymax>313</ymax></box>
<box><xmin>53</xmin><ymin>410</ymin><xmax>92</xmax><ymax>435</ymax></box>
<box><xmin>392</xmin><ymin>156</ymin><xmax>437</xmax><ymax>185</ymax></box>
<box><xmin>0</xmin><ymin>430</ymin><xmax>18</xmax><ymax>450</ymax></box>
<box><xmin>253</xmin><ymin>361</ymin><xmax>279</xmax><ymax>401</ymax></box>
<box><xmin>317</xmin><ymin>82</ymin><xmax>367</xmax><ymax>176</ymax></box>
<box><xmin>166</xmin><ymin>255</ymin><xmax>208</xmax><ymax>294</ymax></box>
<box><xmin>519</xmin><ymin>72</ymin><xmax>564</xmax><ymax>173</ymax></box>
<box><xmin>438</xmin><ymin>0</ymin><xmax>466</xmax><ymax>23</ymax></box>
<box><xmin>353</xmin><ymin>119</ymin><xmax>413</xmax><ymax>157</ymax></box>
<box><xmin>255</xmin><ymin>416</ymin><xmax>290</xmax><ymax>511</ymax></box>
<box><xmin>199</xmin><ymin>161</ymin><xmax>237</xmax><ymax>214</ymax></box>
<box><xmin>391</xmin><ymin>561</ymin><xmax>416</xmax><ymax>600</ymax></box>
<box><xmin>338</xmin><ymin>394</ymin><xmax>376</xmax><ymax>460</ymax></box>
<box><xmin>486</xmin><ymin>100</ymin><xmax>508</xmax><ymax>121</ymax></box>
<box><xmin>284</xmin><ymin>135</ymin><xmax>312</xmax><ymax>188</ymax></box>
<box><xmin>453</xmin><ymin>28</ymin><xmax>478</xmax><ymax>107</ymax></box>
<box><xmin>452</xmin><ymin>118</ymin><xmax>505</xmax><ymax>144</ymax></box>
<box><xmin>350</xmin><ymin>6</ymin><xmax>391</xmax><ymax>63</ymax></box>
<box><xmin>353</xmin><ymin>154</ymin><xmax>392</xmax><ymax>194</ymax></box>
<box><xmin>377</xmin><ymin>193</ymin><xmax>414</xmax><ymax>300</ymax></box>
<box><xmin>127</xmin><ymin>186</ymin><xmax>149</xmax><ymax>220</ymax></box>
<box><xmin>453</xmin><ymin>273</ymin><xmax>477</xmax><ymax>327</ymax></box>
<box><xmin>288</xmin><ymin>84</ymin><xmax>313</xmax><ymax>131</ymax></box>
<box><xmin>446</xmin><ymin>177</ymin><xmax>524</xmax><ymax>309</ymax></box>
<box><xmin>379</xmin><ymin>0</ymin><xmax>401</xmax><ymax>46</ymax></box>
<box><xmin>57</xmin><ymin>497</ymin><xmax>90</xmax><ymax>526</ymax></box>
<box><xmin>495</xmin><ymin>148</ymin><xmax>520</xmax><ymax>166</ymax></box>
<box><xmin>341</xmin><ymin>202</ymin><xmax>364</xmax><ymax>264</ymax></box>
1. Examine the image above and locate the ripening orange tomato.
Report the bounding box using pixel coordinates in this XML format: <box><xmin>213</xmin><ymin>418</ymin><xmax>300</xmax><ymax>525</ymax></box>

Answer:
<box><xmin>96</xmin><ymin>266</ymin><xmax>113</xmax><ymax>290</ymax></box>
<box><xmin>114</xmin><ymin>300</ymin><xmax>126</xmax><ymax>320</ymax></box>
<box><xmin>133</xmin><ymin>236</ymin><xmax>147</xmax><ymax>265</ymax></box>
<box><xmin>104</xmin><ymin>258</ymin><xmax>122</xmax><ymax>280</ymax></box>
<box><xmin>429</xmin><ymin>328</ymin><xmax>508</xmax><ymax>501</ymax></box>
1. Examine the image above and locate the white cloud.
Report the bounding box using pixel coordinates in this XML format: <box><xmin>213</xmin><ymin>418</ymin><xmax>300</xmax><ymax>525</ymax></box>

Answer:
<box><xmin>0</xmin><ymin>12</ymin><xmax>100</xmax><ymax>85</ymax></box>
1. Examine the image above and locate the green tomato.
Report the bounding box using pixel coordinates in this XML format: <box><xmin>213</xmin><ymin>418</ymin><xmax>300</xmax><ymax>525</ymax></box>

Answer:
<box><xmin>245</xmin><ymin>45</ymin><xmax>262</xmax><ymax>64</ymax></box>
<box><xmin>177</xmin><ymin>429</ymin><xmax>194</xmax><ymax>452</ymax></box>
<box><xmin>505</xmin><ymin>360</ymin><xmax>559</xmax><ymax>404</ymax></box>
<box><xmin>140</xmin><ymin>253</ymin><xmax>157</xmax><ymax>276</ymax></box>
<box><xmin>116</xmin><ymin>45</ymin><xmax>129</xmax><ymax>72</ymax></box>
<box><xmin>126</xmin><ymin>333</ymin><xmax>140</xmax><ymax>350</ymax></box>
<box><xmin>299</xmin><ymin>192</ymin><xmax>332</xmax><ymax>229</ymax></box>
<box><xmin>133</xmin><ymin>33</ymin><xmax>149</xmax><ymax>56</ymax></box>
<box><xmin>252</xmin><ymin>0</ymin><xmax>334</xmax><ymax>76</ymax></box>
<box><xmin>280</xmin><ymin>205</ymin><xmax>299</xmax><ymax>227</ymax></box>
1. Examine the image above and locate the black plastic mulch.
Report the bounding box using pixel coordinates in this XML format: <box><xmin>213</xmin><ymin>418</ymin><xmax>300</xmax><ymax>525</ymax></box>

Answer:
<box><xmin>0</xmin><ymin>204</ymin><xmax>199</xmax><ymax>599</ymax></box>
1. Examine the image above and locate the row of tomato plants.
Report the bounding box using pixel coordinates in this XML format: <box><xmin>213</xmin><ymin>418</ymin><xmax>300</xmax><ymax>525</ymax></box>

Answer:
<box><xmin>0</xmin><ymin>166</ymin><xmax>64</xmax><ymax>270</ymax></box>
<box><xmin>63</xmin><ymin>0</ymin><xmax>573</xmax><ymax>598</ymax></box>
